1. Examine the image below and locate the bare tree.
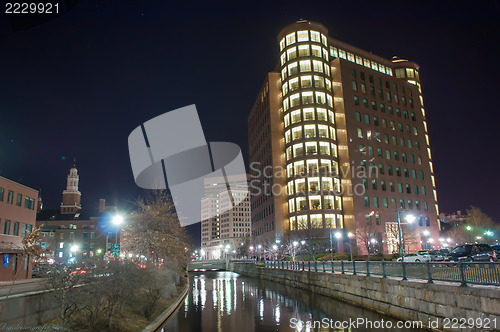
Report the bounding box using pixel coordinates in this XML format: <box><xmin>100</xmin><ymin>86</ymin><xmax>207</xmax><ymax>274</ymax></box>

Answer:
<box><xmin>385</xmin><ymin>222</ymin><xmax>418</xmax><ymax>255</ymax></box>
<box><xmin>44</xmin><ymin>263</ymin><xmax>84</xmax><ymax>328</ymax></box>
<box><xmin>355</xmin><ymin>221</ymin><xmax>378</xmax><ymax>260</ymax></box>
<box><xmin>122</xmin><ymin>190</ymin><xmax>191</xmax><ymax>271</ymax></box>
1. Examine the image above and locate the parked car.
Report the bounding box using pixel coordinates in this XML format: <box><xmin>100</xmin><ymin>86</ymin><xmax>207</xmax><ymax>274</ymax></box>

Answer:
<box><xmin>438</xmin><ymin>248</ymin><xmax>450</xmax><ymax>255</ymax></box>
<box><xmin>491</xmin><ymin>245</ymin><xmax>500</xmax><ymax>257</ymax></box>
<box><xmin>418</xmin><ymin>250</ymin><xmax>444</xmax><ymax>261</ymax></box>
<box><xmin>397</xmin><ymin>252</ymin><xmax>430</xmax><ymax>262</ymax></box>
<box><xmin>445</xmin><ymin>244</ymin><xmax>497</xmax><ymax>262</ymax></box>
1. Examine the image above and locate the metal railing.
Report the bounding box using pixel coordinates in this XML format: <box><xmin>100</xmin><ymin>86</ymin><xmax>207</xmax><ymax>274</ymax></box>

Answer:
<box><xmin>262</xmin><ymin>260</ymin><xmax>500</xmax><ymax>286</ymax></box>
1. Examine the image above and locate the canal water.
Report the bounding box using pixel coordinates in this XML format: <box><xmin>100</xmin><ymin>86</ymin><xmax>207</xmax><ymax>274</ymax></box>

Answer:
<box><xmin>160</xmin><ymin>271</ymin><xmax>425</xmax><ymax>332</ymax></box>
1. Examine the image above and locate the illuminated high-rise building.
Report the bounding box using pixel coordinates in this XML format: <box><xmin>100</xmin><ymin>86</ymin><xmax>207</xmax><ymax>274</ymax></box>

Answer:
<box><xmin>200</xmin><ymin>176</ymin><xmax>251</xmax><ymax>259</ymax></box>
<box><xmin>248</xmin><ymin>20</ymin><xmax>440</xmax><ymax>254</ymax></box>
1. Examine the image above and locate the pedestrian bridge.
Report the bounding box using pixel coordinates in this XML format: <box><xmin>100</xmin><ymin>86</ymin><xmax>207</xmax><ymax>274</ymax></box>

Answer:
<box><xmin>187</xmin><ymin>259</ymin><xmax>255</xmax><ymax>272</ymax></box>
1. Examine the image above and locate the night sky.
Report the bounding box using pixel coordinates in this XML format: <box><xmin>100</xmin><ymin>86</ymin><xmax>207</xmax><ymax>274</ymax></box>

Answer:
<box><xmin>1</xmin><ymin>1</ymin><xmax>499</xmax><ymax>245</ymax></box>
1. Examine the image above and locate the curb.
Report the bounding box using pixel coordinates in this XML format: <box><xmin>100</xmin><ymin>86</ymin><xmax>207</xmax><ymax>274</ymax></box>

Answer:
<box><xmin>142</xmin><ymin>284</ymin><xmax>189</xmax><ymax>332</ymax></box>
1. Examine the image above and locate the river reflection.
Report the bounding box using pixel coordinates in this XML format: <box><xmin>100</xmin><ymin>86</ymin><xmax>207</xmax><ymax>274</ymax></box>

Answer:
<box><xmin>160</xmin><ymin>271</ymin><xmax>424</xmax><ymax>332</ymax></box>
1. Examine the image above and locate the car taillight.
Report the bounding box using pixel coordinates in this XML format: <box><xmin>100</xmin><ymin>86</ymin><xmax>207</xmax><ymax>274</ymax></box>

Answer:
<box><xmin>493</xmin><ymin>252</ymin><xmax>497</xmax><ymax>259</ymax></box>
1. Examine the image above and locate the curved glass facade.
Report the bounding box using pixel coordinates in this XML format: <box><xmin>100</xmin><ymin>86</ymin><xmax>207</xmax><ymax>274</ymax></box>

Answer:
<box><xmin>279</xmin><ymin>26</ymin><xmax>344</xmax><ymax>232</ymax></box>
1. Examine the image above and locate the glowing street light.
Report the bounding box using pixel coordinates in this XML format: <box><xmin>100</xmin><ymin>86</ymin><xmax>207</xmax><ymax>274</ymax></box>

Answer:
<box><xmin>112</xmin><ymin>215</ymin><xmax>123</xmax><ymax>226</ymax></box>
<box><xmin>405</xmin><ymin>214</ymin><xmax>416</xmax><ymax>223</ymax></box>
<box><xmin>466</xmin><ymin>225</ymin><xmax>472</xmax><ymax>243</ymax></box>
<box><xmin>70</xmin><ymin>245</ymin><xmax>79</xmax><ymax>252</ymax></box>
<box><xmin>334</xmin><ymin>232</ymin><xmax>342</xmax><ymax>239</ymax></box>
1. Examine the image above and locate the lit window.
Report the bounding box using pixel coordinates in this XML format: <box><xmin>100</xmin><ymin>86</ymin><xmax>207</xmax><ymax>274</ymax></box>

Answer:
<box><xmin>286</xmin><ymin>33</ymin><xmax>296</xmax><ymax>46</ymax></box>
<box><xmin>324</xmin><ymin>64</ymin><xmax>330</xmax><ymax>75</ymax></box>
<box><xmin>363</xmin><ymin>58</ymin><xmax>370</xmax><ymax>68</ymax></box>
<box><xmin>321</xmin><ymin>34</ymin><xmax>327</xmax><ymax>46</ymax></box>
<box><xmin>290</xmin><ymin>94</ymin><xmax>300</xmax><ymax>108</ymax></box>
<box><xmin>319</xmin><ymin>142</ymin><xmax>330</xmax><ymax>155</ymax></box>
<box><xmin>293</xmin><ymin>144</ymin><xmax>304</xmax><ymax>157</ymax></box>
<box><xmin>297</xmin><ymin>30</ymin><xmax>308</xmax><ymax>42</ymax></box>
<box><xmin>287</xmin><ymin>47</ymin><xmax>297</xmax><ymax>61</ymax></box>
<box><xmin>312</xmin><ymin>60</ymin><xmax>323</xmax><ymax>72</ymax></box>
<box><xmin>280</xmin><ymin>38</ymin><xmax>285</xmax><ymax>51</ymax></box>
<box><xmin>325</xmin><ymin>214</ymin><xmax>335</xmax><ymax>228</ymax></box>
<box><xmin>281</xmin><ymin>68</ymin><xmax>287</xmax><ymax>81</ymax></box>
<box><xmin>314</xmin><ymin>75</ymin><xmax>325</xmax><ymax>88</ymax></box>
<box><xmin>303</xmin><ymin>108</ymin><xmax>315</xmax><ymax>120</ymax></box>
<box><xmin>310</xmin><ymin>196</ymin><xmax>321</xmax><ymax>210</ymax></box>
<box><xmin>298</xmin><ymin>45</ymin><xmax>310</xmax><ymax>57</ymax></box>
<box><xmin>320</xmin><ymin>160</ymin><xmax>331</xmax><ymax>173</ymax></box>
<box><xmin>289</xmin><ymin>77</ymin><xmax>299</xmax><ymax>91</ymax></box>
<box><xmin>304</xmin><ymin>125</ymin><xmax>316</xmax><ymax>138</ymax></box>
<box><xmin>305</xmin><ymin>142</ymin><xmax>317</xmax><ymax>155</ymax></box>
<box><xmin>347</xmin><ymin>52</ymin><xmax>355</xmax><ymax>62</ymax></box>
<box><xmin>317</xmin><ymin>108</ymin><xmax>327</xmax><ymax>120</ymax></box>
<box><xmin>300</xmin><ymin>75</ymin><xmax>312</xmax><ymax>88</ymax></box>
<box><xmin>283</xmin><ymin>98</ymin><xmax>289</xmax><ymax>111</ymax></box>
<box><xmin>355</xmin><ymin>55</ymin><xmax>363</xmax><ymax>65</ymax></box>
<box><xmin>285</xmin><ymin>130</ymin><xmax>291</xmax><ymax>143</ymax></box>
<box><xmin>311</xmin><ymin>45</ymin><xmax>321</xmax><ymax>57</ymax></box>
<box><xmin>322</xmin><ymin>48</ymin><xmax>328</xmax><ymax>61</ymax></box>
<box><xmin>282</xmin><ymin>83</ymin><xmax>288</xmax><ymax>96</ymax></box>
<box><xmin>291</xmin><ymin>110</ymin><xmax>301</xmax><ymax>123</ymax></box>
<box><xmin>296</xmin><ymin>195</ymin><xmax>306</xmax><ymax>208</ymax></box>
<box><xmin>310</xmin><ymin>31</ymin><xmax>320</xmax><ymax>42</ymax></box>
<box><xmin>338</xmin><ymin>49</ymin><xmax>346</xmax><ymax>59</ymax></box>
<box><xmin>307</xmin><ymin>160</ymin><xmax>318</xmax><ymax>173</ymax></box>
<box><xmin>318</xmin><ymin>125</ymin><xmax>328</xmax><ymax>138</ymax></box>
<box><xmin>406</xmin><ymin>68</ymin><xmax>415</xmax><ymax>78</ymax></box>
<box><xmin>325</xmin><ymin>78</ymin><xmax>331</xmax><ymax>91</ymax></box>
<box><xmin>291</xmin><ymin>126</ymin><xmax>302</xmax><ymax>140</ymax></box>
<box><xmin>288</xmin><ymin>199</ymin><xmax>295</xmax><ymax>213</ymax></box>
<box><xmin>288</xmin><ymin>62</ymin><xmax>298</xmax><ymax>76</ymax></box>
<box><xmin>294</xmin><ymin>161</ymin><xmax>305</xmax><ymax>175</ymax></box>
<box><xmin>299</xmin><ymin>60</ymin><xmax>311</xmax><ymax>72</ymax></box>
<box><xmin>280</xmin><ymin>53</ymin><xmax>286</xmax><ymax>65</ymax></box>
<box><xmin>302</xmin><ymin>91</ymin><xmax>314</xmax><ymax>104</ymax></box>
<box><xmin>297</xmin><ymin>215</ymin><xmax>307</xmax><ymax>229</ymax></box>
<box><xmin>316</xmin><ymin>92</ymin><xmax>326</xmax><ymax>104</ymax></box>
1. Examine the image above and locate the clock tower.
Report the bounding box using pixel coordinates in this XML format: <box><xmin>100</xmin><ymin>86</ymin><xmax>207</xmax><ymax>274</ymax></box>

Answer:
<box><xmin>60</xmin><ymin>158</ymin><xmax>82</xmax><ymax>214</ymax></box>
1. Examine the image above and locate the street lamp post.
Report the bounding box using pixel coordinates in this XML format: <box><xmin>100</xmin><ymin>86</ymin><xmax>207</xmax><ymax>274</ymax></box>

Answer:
<box><xmin>347</xmin><ymin>232</ymin><xmax>354</xmax><ymax>261</ymax></box>
<box><xmin>112</xmin><ymin>215</ymin><xmax>124</xmax><ymax>244</ymax></box>
<box><xmin>396</xmin><ymin>207</ymin><xmax>415</xmax><ymax>262</ymax></box>
<box><xmin>334</xmin><ymin>232</ymin><xmax>342</xmax><ymax>259</ymax></box>
<box><xmin>329</xmin><ymin>229</ymin><xmax>334</xmax><ymax>262</ymax></box>
<box><xmin>466</xmin><ymin>225</ymin><xmax>472</xmax><ymax>243</ymax></box>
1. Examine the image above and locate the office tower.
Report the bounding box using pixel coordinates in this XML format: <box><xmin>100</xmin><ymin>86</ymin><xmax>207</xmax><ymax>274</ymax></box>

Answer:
<box><xmin>201</xmin><ymin>176</ymin><xmax>251</xmax><ymax>259</ymax></box>
<box><xmin>248</xmin><ymin>20</ymin><xmax>440</xmax><ymax>254</ymax></box>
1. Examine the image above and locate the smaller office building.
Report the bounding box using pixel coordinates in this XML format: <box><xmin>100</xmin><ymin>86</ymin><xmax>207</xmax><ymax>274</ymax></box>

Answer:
<box><xmin>0</xmin><ymin>176</ymin><xmax>38</xmax><ymax>281</ymax></box>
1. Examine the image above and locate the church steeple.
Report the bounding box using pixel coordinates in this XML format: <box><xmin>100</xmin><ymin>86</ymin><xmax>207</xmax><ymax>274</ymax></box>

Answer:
<box><xmin>60</xmin><ymin>159</ymin><xmax>82</xmax><ymax>214</ymax></box>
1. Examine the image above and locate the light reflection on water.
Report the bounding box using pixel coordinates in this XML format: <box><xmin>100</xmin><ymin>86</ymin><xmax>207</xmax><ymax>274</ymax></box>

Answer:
<box><xmin>160</xmin><ymin>271</ymin><xmax>424</xmax><ymax>332</ymax></box>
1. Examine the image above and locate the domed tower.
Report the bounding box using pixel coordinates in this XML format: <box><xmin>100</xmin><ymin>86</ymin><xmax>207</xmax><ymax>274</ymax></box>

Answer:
<box><xmin>60</xmin><ymin>158</ymin><xmax>82</xmax><ymax>214</ymax></box>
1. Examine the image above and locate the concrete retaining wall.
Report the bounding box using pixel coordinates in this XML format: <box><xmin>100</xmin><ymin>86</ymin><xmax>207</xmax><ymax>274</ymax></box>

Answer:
<box><xmin>230</xmin><ymin>263</ymin><xmax>500</xmax><ymax>330</ymax></box>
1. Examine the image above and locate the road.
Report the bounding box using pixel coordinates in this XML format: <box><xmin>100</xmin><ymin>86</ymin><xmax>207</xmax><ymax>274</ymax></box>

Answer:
<box><xmin>0</xmin><ymin>278</ymin><xmax>47</xmax><ymax>297</ymax></box>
